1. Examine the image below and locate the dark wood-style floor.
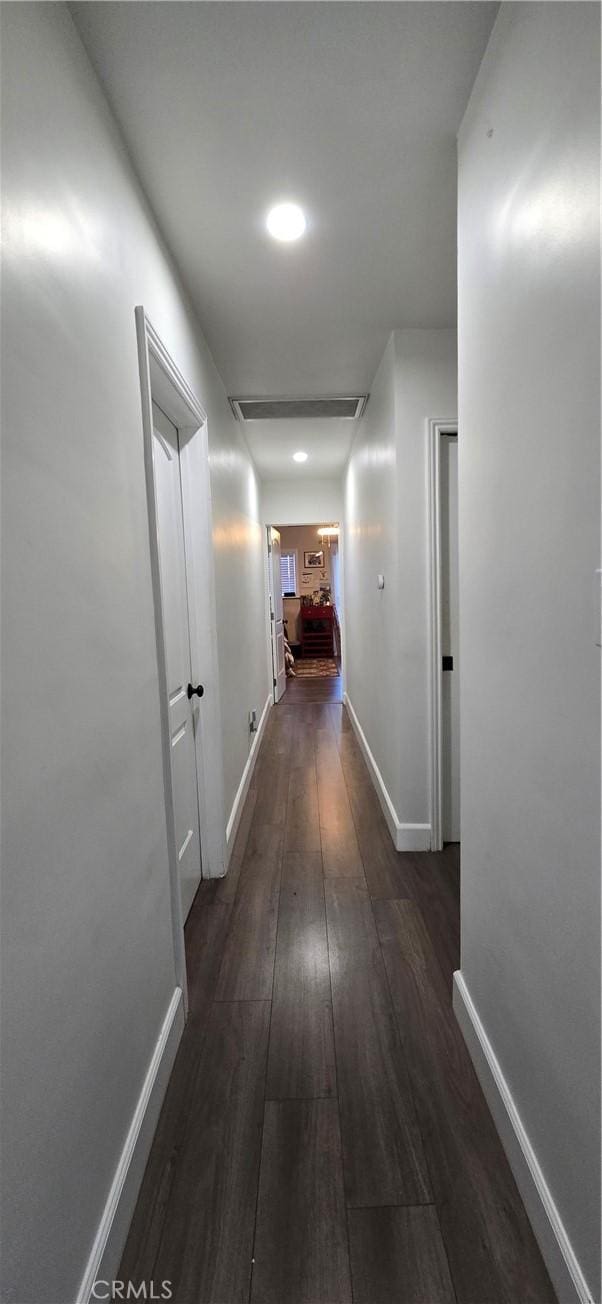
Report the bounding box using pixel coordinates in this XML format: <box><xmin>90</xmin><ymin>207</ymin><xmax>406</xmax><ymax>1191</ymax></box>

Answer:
<box><xmin>282</xmin><ymin>669</ymin><xmax>343</xmax><ymax>703</ymax></box>
<box><xmin>120</xmin><ymin>701</ymin><xmax>556</xmax><ymax>1304</ymax></box>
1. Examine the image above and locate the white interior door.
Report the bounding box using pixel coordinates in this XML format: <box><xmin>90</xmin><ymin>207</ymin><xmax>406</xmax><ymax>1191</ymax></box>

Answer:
<box><xmin>440</xmin><ymin>434</ymin><xmax>460</xmax><ymax>842</ymax></box>
<box><xmin>152</xmin><ymin>401</ymin><xmax>202</xmax><ymax>918</ymax></box>
<box><xmin>269</xmin><ymin>527</ymin><xmax>286</xmax><ymax>702</ymax></box>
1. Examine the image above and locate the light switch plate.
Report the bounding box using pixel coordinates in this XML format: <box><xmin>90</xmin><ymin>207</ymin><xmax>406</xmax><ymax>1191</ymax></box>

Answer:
<box><xmin>377</xmin><ymin>574</ymin><xmax>385</xmax><ymax>590</ymax></box>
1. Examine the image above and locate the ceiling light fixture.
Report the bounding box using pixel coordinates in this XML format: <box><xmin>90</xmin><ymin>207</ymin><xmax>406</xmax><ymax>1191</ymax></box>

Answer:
<box><xmin>293</xmin><ymin>450</ymin><xmax>308</xmax><ymax>463</ymax></box>
<box><xmin>317</xmin><ymin>526</ymin><xmax>339</xmax><ymax>537</ymax></box>
<box><xmin>266</xmin><ymin>202</ymin><xmax>306</xmax><ymax>243</ymax></box>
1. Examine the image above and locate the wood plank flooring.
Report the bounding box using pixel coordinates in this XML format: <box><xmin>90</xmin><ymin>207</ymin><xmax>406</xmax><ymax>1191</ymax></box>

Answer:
<box><xmin>120</xmin><ymin>700</ymin><xmax>556</xmax><ymax>1304</ymax></box>
<box><xmin>281</xmin><ymin>669</ymin><xmax>343</xmax><ymax>703</ymax></box>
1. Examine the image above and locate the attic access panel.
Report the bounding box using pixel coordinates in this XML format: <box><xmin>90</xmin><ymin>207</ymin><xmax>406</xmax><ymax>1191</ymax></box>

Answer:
<box><xmin>229</xmin><ymin>396</ymin><xmax>368</xmax><ymax>421</ymax></box>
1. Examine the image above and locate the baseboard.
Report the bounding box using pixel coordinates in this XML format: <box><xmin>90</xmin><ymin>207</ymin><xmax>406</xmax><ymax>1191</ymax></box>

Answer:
<box><xmin>343</xmin><ymin>693</ymin><xmax>431</xmax><ymax>852</ymax></box>
<box><xmin>396</xmin><ymin>823</ymin><xmax>432</xmax><ymax>852</ymax></box>
<box><xmin>225</xmin><ymin>692</ymin><xmax>272</xmax><ymax>862</ymax></box>
<box><xmin>77</xmin><ymin>987</ymin><xmax>185</xmax><ymax>1303</ymax></box>
<box><xmin>453</xmin><ymin>972</ymin><xmax>595</xmax><ymax>1304</ymax></box>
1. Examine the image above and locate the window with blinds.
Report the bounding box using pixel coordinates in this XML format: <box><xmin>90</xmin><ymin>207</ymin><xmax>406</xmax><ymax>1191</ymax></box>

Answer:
<box><xmin>280</xmin><ymin>551</ymin><xmax>297</xmax><ymax>597</ymax></box>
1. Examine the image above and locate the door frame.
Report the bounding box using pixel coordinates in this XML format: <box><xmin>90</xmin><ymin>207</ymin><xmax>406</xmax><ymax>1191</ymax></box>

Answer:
<box><xmin>266</xmin><ymin>526</ymin><xmax>286</xmax><ymax>703</ymax></box>
<box><xmin>136</xmin><ymin>307</ymin><xmax>226</xmax><ymax>1005</ymax></box>
<box><xmin>426</xmin><ymin>418</ymin><xmax>458</xmax><ymax>852</ymax></box>
<box><xmin>263</xmin><ymin>519</ymin><xmax>346</xmax><ymax>700</ymax></box>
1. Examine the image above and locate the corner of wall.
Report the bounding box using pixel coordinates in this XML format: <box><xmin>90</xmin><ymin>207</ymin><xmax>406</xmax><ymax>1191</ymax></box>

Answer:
<box><xmin>344</xmin><ymin>693</ymin><xmax>431</xmax><ymax>852</ymax></box>
<box><xmin>453</xmin><ymin>973</ymin><xmax>596</xmax><ymax>1304</ymax></box>
<box><xmin>77</xmin><ymin>989</ymin><xmax>185</xmax><ymax>1304</ymax></box>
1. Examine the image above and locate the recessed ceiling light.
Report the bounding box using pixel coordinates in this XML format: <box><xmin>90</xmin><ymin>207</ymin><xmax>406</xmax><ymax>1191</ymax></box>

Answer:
<box><xmin>293</xmin><ymin>450</ymin><xmax>308</xmax><ymax>463</ymax></box>
<box><xmin>266</xmin><ymin>202</ymin><xmax>306</xmax><ymax>243</ymax></box>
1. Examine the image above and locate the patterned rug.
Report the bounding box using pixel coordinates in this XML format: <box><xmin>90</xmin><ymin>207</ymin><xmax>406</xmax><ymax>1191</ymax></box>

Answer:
<box><xmin>294</xmin><ymin>658</ymin><xmax>340</xmax><ymax>678</ymax></box>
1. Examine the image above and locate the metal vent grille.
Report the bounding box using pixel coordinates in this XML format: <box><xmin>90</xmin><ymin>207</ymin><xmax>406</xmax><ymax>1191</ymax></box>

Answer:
<box><xmin>229</xmin><ymin>396</ymin><xmax>368</xmax><ymax>421</ymax></box>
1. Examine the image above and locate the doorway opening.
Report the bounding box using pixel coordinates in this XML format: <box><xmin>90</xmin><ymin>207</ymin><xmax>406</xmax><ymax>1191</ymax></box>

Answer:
<box><xmin>266</xmin><ymin>522</ymin><xmax>343</xmax><ymax>704</ymax></box>
<box><xmin>428</xmin><ymin>420</ymin><xmax>460</xmax><ymax>850</ymax></box>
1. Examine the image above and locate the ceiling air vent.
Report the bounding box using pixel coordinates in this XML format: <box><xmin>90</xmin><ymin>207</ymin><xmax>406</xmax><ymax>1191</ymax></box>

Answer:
<box><xmin>229</xmin><ymin>396</ymin><xmax>368</xmax><ymax>422</ymax></box>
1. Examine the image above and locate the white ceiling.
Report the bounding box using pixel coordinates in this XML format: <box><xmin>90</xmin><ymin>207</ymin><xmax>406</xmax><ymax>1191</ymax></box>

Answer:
<box><xmin>242</xmin><ymin>416</ymin><xmax>358</xmax><ymax>479</ymax></box>
<box><xmin>71</xmin><ymin>1</ymin><xmax>497</xmax><ymax>479</ymax></box>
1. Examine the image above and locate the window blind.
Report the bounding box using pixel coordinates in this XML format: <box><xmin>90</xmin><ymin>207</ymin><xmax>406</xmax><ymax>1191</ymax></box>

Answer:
<box><xmin>280</xmin><ymin>551</ymin><xmax>297</xmax><ymax>596</ymax></box>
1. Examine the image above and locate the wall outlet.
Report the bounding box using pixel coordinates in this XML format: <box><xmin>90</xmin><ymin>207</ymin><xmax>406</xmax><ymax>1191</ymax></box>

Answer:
<box><xmin>249</xmin><ymin>709</ymin><xmax>258</xmax><ymax>733</ymax></box>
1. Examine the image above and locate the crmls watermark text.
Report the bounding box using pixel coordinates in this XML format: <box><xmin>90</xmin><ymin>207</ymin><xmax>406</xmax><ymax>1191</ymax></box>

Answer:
<box><xmin>91</xmin><ymin>1282</ymin><xmax>172</xmax><ymax>1301</ymax></box>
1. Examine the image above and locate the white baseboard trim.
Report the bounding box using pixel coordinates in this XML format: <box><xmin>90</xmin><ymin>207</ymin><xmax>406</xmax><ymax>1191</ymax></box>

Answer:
<box><xmin>343</xmin><ymin>693</ymin><xmax>431</xmax><ymax>852</ymax></box>
<box><xmin>453</xmin><ymin>972</ymin><xmax>595</xmax><ymax>1304</ymax></box>
<box><xmin>77</xmin><ymin>987</ymin><xmax>185</xmax><ymax>1303</ymax></box>
<box><xmin>225</xmin><ymin>692</ymin><xmax>272</xmax><ymax>861</ymax></box>
<box><xmin>396</xmin><ymin>823</ymin><xmax>432</xmax><ymax>852</ymax></box>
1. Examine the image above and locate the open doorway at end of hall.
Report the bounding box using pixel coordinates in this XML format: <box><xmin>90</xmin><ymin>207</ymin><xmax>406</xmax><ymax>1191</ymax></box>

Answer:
<box><xmin>267</xmin><ymin>522</ymin><xmax>343</xmax><ymax>704</ymax></box>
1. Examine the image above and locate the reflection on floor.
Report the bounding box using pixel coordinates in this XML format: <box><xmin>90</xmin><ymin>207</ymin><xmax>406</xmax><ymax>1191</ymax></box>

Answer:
<box><xmin>119</xmin><ymin>702</ymin><xmax>555</xmax><ymax>1304</ymax></box>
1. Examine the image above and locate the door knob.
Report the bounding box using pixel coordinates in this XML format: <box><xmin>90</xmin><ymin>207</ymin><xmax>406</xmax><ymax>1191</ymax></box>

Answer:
<box><xmin>187</xmin><ymin>683</ymin><xmax>204</xmax><ymax>699</ymax></box>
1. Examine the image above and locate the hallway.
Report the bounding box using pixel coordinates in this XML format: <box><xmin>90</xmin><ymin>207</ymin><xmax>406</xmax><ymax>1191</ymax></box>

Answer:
<box><xmin>2</xmin><ymin>5</ymin><xmax>600</xmax><ymax>1300</ymax></box>
<box><xmin>120</xmin><ymin>702</ymin><xmax>554</xmax><ymax>1304</ymax></box>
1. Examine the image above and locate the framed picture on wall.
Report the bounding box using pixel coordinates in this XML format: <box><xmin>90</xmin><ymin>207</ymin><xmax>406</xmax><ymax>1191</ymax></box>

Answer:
<box><xmin>304</xmin><ymin>550</ymin><xmax>324</xmax><ymax>568</ymax></box>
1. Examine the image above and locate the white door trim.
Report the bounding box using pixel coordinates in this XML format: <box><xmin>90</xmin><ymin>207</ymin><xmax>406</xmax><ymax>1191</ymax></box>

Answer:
<box><xmin>135</xmin><ymin>307</ymin><xmax>226</xmax><ymax>1006</ymax></box>
<box><xmin>266</xmin><ymin>527</ymin><xmax>278</xmax><ymax>703</ymax></box>
<box><xmin>426</xmin><ymin>418</ymin><xmax>458</xmax><ymax>852</ymax></box>
<box><xmin>267</xmin><ymin>526</ymin><xmax>287</xmax><ymax>702</ymax></box>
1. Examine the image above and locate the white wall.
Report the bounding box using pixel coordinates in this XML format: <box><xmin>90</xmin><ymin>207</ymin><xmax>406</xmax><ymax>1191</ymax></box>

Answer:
<box><xmin>212</xmin><ymin>458</ymin><xmax>270</xmax><ymax>822</ymax></box>
<box><xmin>457</xmin><ymin>5</ymin><xmax>600</xmax><ymax>1299</ymax></box>
<box><xmin>261</xmin><ymin>476</ymin><xmax>342</xmax><ymax>526</ymax></box>
<box><xmin>1</xmin><ymin>6</ymin><xmax>269</xmax><ymax>1302</ymax></box>
<box><xmin>344</xmin><ymin>329</ymin><xmax>457</xmax><ymax>836</ymax></box>
<box><xmin>278</xmin><ymin>525</ymin><xmax>332</xmax><ymax>592</ymax></box>
<box><xmin>344</xmin><ymin>336</ymin><xmax>400</xmax><ymax>807</ymax></box>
